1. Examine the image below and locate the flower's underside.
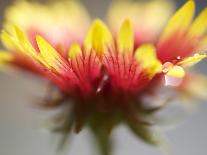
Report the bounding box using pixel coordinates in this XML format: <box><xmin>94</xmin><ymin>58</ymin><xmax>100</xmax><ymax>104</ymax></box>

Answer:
<box><xmin>0</xmin><ymin>0</ymin><xmax>206</xmax><ymax>153</ymax></box>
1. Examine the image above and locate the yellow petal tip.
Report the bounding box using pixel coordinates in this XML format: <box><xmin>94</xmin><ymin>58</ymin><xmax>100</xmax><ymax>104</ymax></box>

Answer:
<box><xmin>0</xmin><ymin>51</ymin><xmax>13</xmax><ymax>64</ymax></box>
<box><xmin>166</xmin><ymin>65</ymin><xmax>185</xmax><ymax>78</ymax></box>
<box><xmin>160</xmin><ymin>0</ymin><xmax>195</xmax><ymax>41</ymax></box>
<box><xmin>178</xmin><ymin>54</ymin><xmax>207</xmax><ymax>67</ymax></box>
<box><xmin>135</xmin><ymin>44</ymin><xmax>162</xmax><ymax>77</ymax></box>
<box><xmin>68</xmin><ymin>43</ymin><xmax>82</xmax><ymax>60</ymax></box>
<box><xmin>84</xmin><ymin>19</ymin><xmax>112</xmax><ymax>58</ymax></box>
<box><xmin>117</xmin><ymin>19</ymin><xmax>134</xmax><ymax>54</ymax></box>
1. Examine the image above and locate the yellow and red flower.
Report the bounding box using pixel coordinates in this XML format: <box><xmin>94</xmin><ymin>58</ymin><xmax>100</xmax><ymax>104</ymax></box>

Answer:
<box><xmin>0</xmin><ymin>0</ymin><xmax>206</xmax><ymax>154</ymax></box>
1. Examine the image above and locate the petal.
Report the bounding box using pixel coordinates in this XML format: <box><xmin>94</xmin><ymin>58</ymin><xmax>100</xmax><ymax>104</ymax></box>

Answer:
<box><xmin>200</xmin><ymin>35</ymin><xmax>207</xmax><ymax>50</ymax></box>
<box><xmin>117</xmin><ymin>19</ymin><xmax>134</xmax><ymax>54</ymax></box>
<box><xmin>189</xmin><ymin>7</ymin><xmax>207</xmax><ymax>37</ymax></box>
<box><xmin>107</xmin><ymin>0</ymin><xmax>174</xmax><ymax>44</ymax></box>
<box><xmin>160</xmin><ymin>0</ymin><xmax>195</xmax><ymax>41</ymax></box>
<box><xmin>178</xmin><ymin>54</ymin><xmax>206</xmax><ymax>67</ymax></box>
<box><xmin>1</xmin><ymin>26</ymin><xmax>50</xmax><ymax>70</ymax></box>
<box><xmin>4</xmin><ymin>0</ymin><xmax>90</xmax><ymax>46</ymax></box>
<box><xmin>36</xmin><ymin>35</ymin><xmax>68</xmax><ymax>71</ymax></box>
<box><xmin>165</xmin><ymin>65</ymin><xmax>185</xmax><ymax>86</ymax></box>
<box><xmin>0</xmin><ymin>51</ymin><xmax>13</xmax><ymax>64</ymax></box>
<box><xmin>14</xmin><ymin>26</ymin><xmax>38</xmax><ymax>57</ymax></box>
<box><xmin>2</xmin><ymin>26</ymin><xmax>39</xmax><ymax>58</ymax></box>
<box><xmin>1</xmin><ymin>31</ymin><xmax>16</xmax><ymax>50</ymax></box>
<box><xmin>84</xmin><ymin>19</ymin><xmax>113</xmax><ymax>58</ymax></box>
<box><xmin>68</xmin><ymin>43</ymin><xmax>82</xmax><ymax>60</ymax></box>
<box><xmin>166</xmin><ymin>65</ymin><xmax>185</xmax><ymax>78</ymax></box>
<box><xmin>135</xmin><ymin>44</ymin><xmax>162</xmax><ymax>77</ymax></box>
<box><xmin>1</xmin><ymin>29</ymin><xmax>24</xmax><ymax>52</ymax></box>
<box><xmin>184</xmin><ymin>74</ymin><xmax>207</xmax><ymax>100</ymax></box>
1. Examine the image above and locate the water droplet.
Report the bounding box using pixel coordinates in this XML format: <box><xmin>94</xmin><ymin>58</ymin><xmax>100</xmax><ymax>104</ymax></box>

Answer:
<box><xmin>164</xmin><ymin>75</ymin><xmax>183</xmax><ymax>87</ymax></box>
<box><xmin>177</xmin><ymin>56</ymin><xmax>181</xmax><ymax>60</ymax></box>
<box><xmin>162</xmin><ymin>62</ymin><xmax>173</xmax><ymax>73</ymax></box>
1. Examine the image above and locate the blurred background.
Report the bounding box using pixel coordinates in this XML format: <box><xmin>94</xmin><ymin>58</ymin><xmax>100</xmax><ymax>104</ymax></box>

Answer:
<box><xmin>0</xmin><ymin>0</ymin><xmax>207</xmax><ymax>155</ymax></box>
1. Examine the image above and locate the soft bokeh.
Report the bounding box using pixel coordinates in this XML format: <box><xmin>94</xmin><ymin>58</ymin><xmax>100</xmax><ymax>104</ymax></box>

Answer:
<box><xmin>0</xmin><ymin>0</ymin><xmax>207</xmax><ymax>155</ymax></box>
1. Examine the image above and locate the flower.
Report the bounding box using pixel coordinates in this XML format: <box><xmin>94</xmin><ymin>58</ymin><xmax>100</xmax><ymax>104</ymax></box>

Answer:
<box><xmin>157</xmin><ymin>0</ymin><xmax>207</xmax><ymax>63</ymax></box>
<box><xmin>1</xmin><ymin>18</ymin><xmax>163</xmax><ymax>104</ymax></box>
<box><xmin>156</xmin><ymin>0</ymin><xmax>207</xmax><ymax>89</ymax></box>
<box><xmin>0</xmin><ymin>0</ymin><xmax>206</xmax><ymax>155</ymax></box>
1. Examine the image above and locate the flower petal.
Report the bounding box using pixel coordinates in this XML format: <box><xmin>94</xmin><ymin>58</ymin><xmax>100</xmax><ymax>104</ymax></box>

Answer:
<box><xmin>107</xmin><ymin>0</ymin><xmax>174</xmax><ymax>45</ymax></box>
<box><xmin>135</xmin><ymin>44</ymin><xmax>162</xmax><ymax>77</ymax></box>
<box><xmin>4</xmin><ymin>0</ymin><xmax>90</xmax><ymax>47</ymax></box>
<box><xmin>160</xmin><ymin>0</ymin><xmax>195</xmax><ymax>41</ymax></box>
<box><xmin>0</xmin><ymin>51</ymin><xmax>13</xmax><ymax>64</ymax></box>
<box><xmin>1</xmin><ymin>29</ymin><xmax>24</xmax><ymax>53</ymax></box>
<box><xmin>117</xmin><ymin>19</ymin><xmax>134</xmax><ymax>54</ymax></box>
<box><xmin>183</xmin><ymin>74</ymin><xmax>207</xmax><ymax>100</ymax></box>
<box><xmin>84</xmin><ymin>19</ymin><xmax>113</xmax><ymax>59</ymax></box>
<box><xmin>68</xmin><ymin>43</ymin><xmax>82</xmax><ymax>60</ymax></box>
<box><xmin>189</xmin><ymin>7</ymin><xmax>207</xmax><ymax>37</ymax></box>
<box><xmin>36</xmin><ymin>35</ymin><xmax>68</xmax><ymax>72</ymax></box>
<box><xmin>178</xmin><ymin>54</ymin><xmax>207</xmax><ymax>67</ymax></box>
<box><xmin>14</xmin><ymin>26</ymin><xmax>38</xmax><ymax>57</ymax></box>
<box><xmin>166</xmin><ymin>65</ymin><xmax>185</xmax><ymax>78</ymax></box>
<box><xmin>200</xmin><ymin>35</ymin><xmax>207</xmax><ymax>50</ymax></box>
<box><xmin>1</xmin><ymin>31</ymin><xmax>16</xmax><ymax>51</ymax></box>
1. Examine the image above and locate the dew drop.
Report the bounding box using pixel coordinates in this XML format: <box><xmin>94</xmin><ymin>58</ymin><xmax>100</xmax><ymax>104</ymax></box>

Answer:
<box><xmin>177</xmin><ymin>56</ymin><xmax>181</xmax><ymax>60</ymax></box>
<box><xmin>162</xmin><ymin>62</ymin><xmax>173</xmax><ymax>73</ymax></box>
<box><xmin>164</xmin><ymin>75</ymin><xmax>183</xmax><ymax>87</ymax></box>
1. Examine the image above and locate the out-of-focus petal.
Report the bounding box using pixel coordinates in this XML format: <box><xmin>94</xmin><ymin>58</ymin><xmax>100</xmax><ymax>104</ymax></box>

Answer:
<box><xmin>84</xmin><ymin>19</ymin><xmax>113</xmax><ymax>59</ymax></box>
<box><xmin>117</xmin><ymin>19</ymin><xmax>134</xmax><ymax>54</ymax></box>
<box><xmin>199</xmin><ymin>35</ymin><xmax>207</xmax><ymax>51</ymax></box>
<box><xmin>159</xmin><ymin>0</ymin><xmax>195</xmax><ymax>42</ymax></box>
<box><xmin>1</xmin><ymin>26</ymin><xmax>37</xmax><ymax>57</ymax></box>
<box><xmin>1</xmin><ymin>31</ymin><xmax>16</xmax><ymax>51</ymax></box>
<box><xmin>36</xmin><ymin>36</ymin><xmax>69</xmax><ymax>73</ymax></box>
<box><xmin>156</xmin><ymin>0</ymin><xmax>207</xmax><ymax>63</ymax></box>
<box><xmin>178</xmin><ymin>54</ymin><xmax>207</xmax><ymax>67</ymax></box>
<box><xmin>189</xmin><ymin>7</ymin><xmax>207</xmax><ymax>37</ymax></box>
<box><xmin>182</xmin><ymin>74</ymin><xmax>207</xmax><ymax>100</ymax></box>
<box><xmin>4</xmin><ymin>0</ymin><xmax>91</xmax><ymax>49</ymax></box>
<box><xmin>14</xmin><ymin>26</ymin><xmax>38</xmax><ymax>57</ymax></box>
<box><xmin>166</xmin><ymin>66</ymin><xmax>185</xmax><ymax>78</ymax></box>
<box><xmin>0</xmin><ymin>51</ymin><xmax>13</xmax><ymax>65</ymax></box>
<box><xmin>107</xmin><ymin>0</ymin><xmax>174</xmax><ymax>45</ymax></box>
<box><xmin>135</xmin><ymin>44</ymin><xmax>162</xmax><ymax>78</ymax></box>
<box><xmin>68</xmin><ymin>43</ymin><xmax>82</xmax><ymax>60</ymax></box>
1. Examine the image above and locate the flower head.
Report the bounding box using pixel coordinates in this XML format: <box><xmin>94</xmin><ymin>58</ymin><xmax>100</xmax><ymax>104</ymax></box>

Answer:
<box><xmin>1</xmin><ymin>18</ymin><xmax>162</xmax><ymax>98</ymax></box>
<box><xmin>0</xmin><ymin>0</ymin><xmax>207</xmax><ymax>154</ymax></box>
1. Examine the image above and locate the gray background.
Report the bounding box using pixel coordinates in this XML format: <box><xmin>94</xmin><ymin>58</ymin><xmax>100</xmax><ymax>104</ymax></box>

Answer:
<box><xmin>0</xmin><ymin>0</ymin><xmax>207</xmax><ymax>155</ymax></box>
